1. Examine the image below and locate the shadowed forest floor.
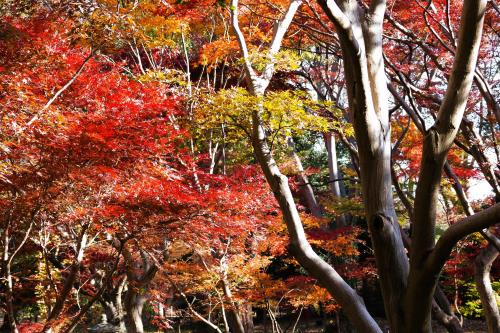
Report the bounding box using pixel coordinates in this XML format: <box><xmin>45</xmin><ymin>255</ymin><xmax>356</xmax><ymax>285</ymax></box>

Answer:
<box><xmin>375</xmin><ymin>319</ymin><xmax>487</xmax><ymax>333</ymax></box>
<box><xmin>169</xmin><ymin>318</ymin><xmax>488</xmax><ymax>332</ymax></box>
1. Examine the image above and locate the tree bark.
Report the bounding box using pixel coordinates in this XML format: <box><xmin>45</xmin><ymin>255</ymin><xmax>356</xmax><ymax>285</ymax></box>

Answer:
<box><xmin>316</xmin><ymin>0</ymin><xmax>491</xmax><ymax>332</ymax></box>
<box><xmin>324</xmin><ymin>132</ymin><xmax>342</xmax><ymax>198</ymax></box>
<box><xmin>100</xmin><ymin>276</ymin><xmax>127</xmax><ymax>332</ymax></box>
<box><xmin>389</xmin><ymin>54</ymin><xmax>495</xmax><ymax>333</ymax></box>
<box><xmin>4</xmin><ymin>262</ymin><xmax>18</xmax><ymax>333</ymax></box>
<box><xmin>250</xmin><ymin>120</ymin><xmax>381</xmax><ymax>333</ymax></box>
<box><xmin>432</xmin><ymin>286</ymin><xmax>464</xmax><ymax>333</ymax></box>
<box><xmin>2</xmin><ymin>224</ymin><xmax>18</xmax><ymax>333</ymax></box>
<box><xmin>474</xmin><ymin>242</ymin><xmax>500</xmax><ymax>333</ymax></box>
<box><xmin>230</xmin><ymin>0</ymin><xmax>382</xmax><ymax>331</ymax></box>
<box><xmin>221</xmin><ymin>277</ymin><xmax>247</xmax><ymax>333</ymax></box>
<box><xmin>403</xmin><ymin>0</ymin><xmax>488</xmax><ymax>331</ymax></box>
<box><xmin>317</xmin><ymin>1</ymin><xmax>410</xmax><ymax>330</ymax></box>
<box><xmin>123</xmin><ymin>248</ymin><xmax>157</xmax><ymax>333</ymax></box>
<box><xmin>324</xmin><ymin>132</ymin><xmax>348</xmax><ymax>227</ymax></box>
<box><xmin>239</xmin><ymin>304</ymin><xmax>253</xmax><ymax>333</ymax></box>
<box><xmin>124</xmin><ymin>292</ymin><xmax>147</xmax><ymax>333</ymax></box>
<box><xmin>431</xmin><ymin>300</ymin><xmax>464</xmax><ymax>333</ymax></box>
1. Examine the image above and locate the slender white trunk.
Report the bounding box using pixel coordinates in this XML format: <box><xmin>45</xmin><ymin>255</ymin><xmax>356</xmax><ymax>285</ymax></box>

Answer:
<box><xmin>324</xmin><ymin>132</ymin><xmax>342</xmax><ymax>198</ymax></box>
<box><xmin>474</xmin><ymin>243</ymin><xmax>500</xmax><ymax>333</ymax></box>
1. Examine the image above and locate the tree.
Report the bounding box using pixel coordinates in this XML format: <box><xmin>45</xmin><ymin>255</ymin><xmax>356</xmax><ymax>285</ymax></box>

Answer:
<box><xmin>227</xmin><ymin>0</ymin><xmax>498</xmax><ymax>332</ymax></box>
<box><xmin>1</xmin><ymin>0</ymin><xmax>498</xmax><ymax>332</ymax></box>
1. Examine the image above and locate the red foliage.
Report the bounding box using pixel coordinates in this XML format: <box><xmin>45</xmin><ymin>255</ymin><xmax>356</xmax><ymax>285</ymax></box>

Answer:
<box><xmin>18</xmin><ymin>323</ymin><xmax>44</xmax><ymax>333</ymax></box>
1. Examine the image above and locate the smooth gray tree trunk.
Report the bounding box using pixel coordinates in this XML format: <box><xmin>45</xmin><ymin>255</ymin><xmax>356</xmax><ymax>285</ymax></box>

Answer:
<box><xmin>324</xmin><ymin>132</ymin><xmax>342</xmax><ymax>198</ymax></box>
<box><xmin>324</xmin><ymin>132</ymin><xmax>348</xmax><ymax>227</ymax></box>
<box><xmin>232</xmin><ymin>0</ymin><xmax>497</xmax><ymax>332</ymax></box>
<box><xmin>124</xmin><ymin>292</ymin><xmax>147</xmax><ymax>333</ymax></box>
<box><xmin>230</xmin><ymin>1</ymin><xmax>382</xmax><ymax>331</ymax></box>
<box><xmin>221</xmin><ymin>277</ymin><xmax>252</xmax><ymax>333</ymax></box>
<box><xmin>474</xmin><ymin>243</ymin><xmax>500</xmax><ymax>333</ymax></box>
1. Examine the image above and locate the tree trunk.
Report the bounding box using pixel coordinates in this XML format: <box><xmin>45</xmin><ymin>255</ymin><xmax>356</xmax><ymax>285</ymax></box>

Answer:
<box><xmin>432</xmin><ymin>286</ymin><xmax>464</xmax><ymax>333</ymax></box>
<box><xmin>124</xmin><ymin>291</ymin><xmax>147</xmax><ymax>333</ymax></box>
<box><xmin>316</xmin><ymin>0</ymin><xmax>489</xmax><ymax>332</ymax></box>
<box><xmin>474</xmin><ymin>243</ymin><xmax>500</xmax><ymax>333</ymax></box>
<box><xmin>403</xmin><ymin>0</ymin><xmax>487</xmax><ymax>331</ymax></box>
<box><xmin>100</xmin><ymin>276</ymin><xmax>127</xmax><ymax>332</ymax></box>
<box><xmin>2</xmin><ymin>223</ymin><xmax>18</xmax><ymax>333</ymax></box>
<box><xmin>221</xmin><ymin>275</ymin><xmax>252</xmax><ymax>333</ymax></box>
<box><xmin>250</xmin><ymin>119</ymin><xmax>381</xmax><ymax>333</ymax></box>
<box><xmin>317</xmin><ymin>0</ymin><xmax>414</xmax><ymax>329</ymax></box>
<box><xmin>226</xmin><ymin>311</ymin><xmax>246</xmax><ymax>333</ymax></box>
<box><xmin>230</xmin><ymin>0</ymin><xmax>381</xmax><ymax>331</ymax></box>
<box><xmin>324</xmin><ymin>132</ymin><xmax>348</xmax><ymax>227</ymax></box>
<box><xmin>431</xmin><ymin>300</ymin><xmax>464</xmax><ymax>333</ymax></box>
<box><xmin>4</xmin><ymin>262</ymin><xmax>18</xmax><ymax>333</ymax></box>
<box><xmin>239</xmin><ymin>304</ymin><xmax>253</xmax><ymax>333</ymax></box>
<box><xmin>122</xmin><ymin>248</ymin><xmax>157</xmax><ymax>333</ymax></box>
<box><xmin>101</xmin><ymin>301</ymin><xmax>124</xmax><ymax>331</ymax></box>
<box><xmin>43</xmin><ymin>228</ymin><xmax>88</xmax><ymax>333</ymax></box>
<box><xmin>324</xmin><ymin>132</ymin><xmax>342</xmax><ymax>197</ymax></box>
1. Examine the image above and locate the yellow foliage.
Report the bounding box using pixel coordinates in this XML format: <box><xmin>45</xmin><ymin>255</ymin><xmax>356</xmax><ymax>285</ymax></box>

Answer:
<box><xmin>76</xmin><ymin>0</ymin><xmax>183</xmax><ymax>51</ymax></box>
<box><xmin>239</xmin><ymin>49</ymin><xmax>301</xmax><ymax>72</ymax></box>
<box><xmin>321</xmin><ymin>194</ymin><xmax>364</xmax><ymax>217</ymax></box>
<box><xmin>136</xmin><ymin>69</ymin><xmax>186</xmax><ymax>84</ymax></box>
<box><xmin>194</xmin><ymin>88</ymin><xmax>333</xmax><ymax>144</ymax></box>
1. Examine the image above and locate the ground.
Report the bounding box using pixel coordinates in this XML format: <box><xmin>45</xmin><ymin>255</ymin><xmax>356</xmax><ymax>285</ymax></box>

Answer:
<box><xmin>171</xmin><ymin>318</ymin><xmax>488</xmax><ymax>332</ymax></box>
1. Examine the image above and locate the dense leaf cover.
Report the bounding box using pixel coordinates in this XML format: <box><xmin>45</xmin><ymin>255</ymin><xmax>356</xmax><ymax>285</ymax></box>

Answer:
<box><xmin>0</xmin><ymin>0</ymin><xmax>498</xmax><ymax>332</ymax></box>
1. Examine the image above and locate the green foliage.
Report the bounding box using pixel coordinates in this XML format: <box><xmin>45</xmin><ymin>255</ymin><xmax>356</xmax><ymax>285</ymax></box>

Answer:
<box><xmin>294</xmin><ymin>132</ymin><xmax>329</xmax><ymax>190</ymax></box>
<box><xmin>294</xmin><ymin>133</ymin><xmax>327</xmax><ymax>168</ymax></box>
<box><xmin>321</xmin><ymin>195</ymin><xmax>364</xmax><ymax>217</ymax></box>
<box><xmin>459</xmin><ymin>280</ymin><xmax>500</xmax><ymax>318</ymax></box>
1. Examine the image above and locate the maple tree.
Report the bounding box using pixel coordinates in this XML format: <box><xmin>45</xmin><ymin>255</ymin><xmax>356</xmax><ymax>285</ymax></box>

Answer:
<box><xmin>215</xmin><ymin>0</ymin><xmax>499</xmax><ymax>332</ymax></box>
<box><xmin>0</xmin><ymin>0</ymin><xmax>499</xmax><ymax>333</ymax></box>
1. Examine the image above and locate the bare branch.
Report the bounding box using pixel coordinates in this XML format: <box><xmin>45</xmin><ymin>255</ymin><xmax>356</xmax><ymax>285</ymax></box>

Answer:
<box><xmin>230</xmin><ymin>0</ymin><xmax>257</xmax><ymax>82</ymax></box>
<box><xmin>20</xmin><ymin>50</ymin><xmax>95</xmax><ymax>133</ymax></box>
<box><xmin>262</xmin><ymin>0</ymin><xmax>303</xmax><ymax>81</ymax></box>
<box><xmin>412</xmin><ymin>0</ymin><xmax>488</xmax><ymax>263</ymax></box>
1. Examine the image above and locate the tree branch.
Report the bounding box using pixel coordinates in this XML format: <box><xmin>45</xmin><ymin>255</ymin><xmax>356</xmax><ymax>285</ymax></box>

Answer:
<box><xmin>427</xmin><ymin>203</ymin><xmax>500</xmax><ymax>276</ymax></box>
<box><xmin>230</xmin><ymin>0</ymin><xmax>257</xmax><ymax>83</ymax></box>
<box><xmin>21</xmin><ymin>50</ymin><xmax>95</xmax><ymax>132</ymax></box>
<box><xmin>411</xmin><ymin>0</ymin><xmax>487</xmax><ymax>264</ymax></box>
<box><xmin>262</xmin><ymin>0</ymin><xmax>303</xmax><ymax>81</ymax></box>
